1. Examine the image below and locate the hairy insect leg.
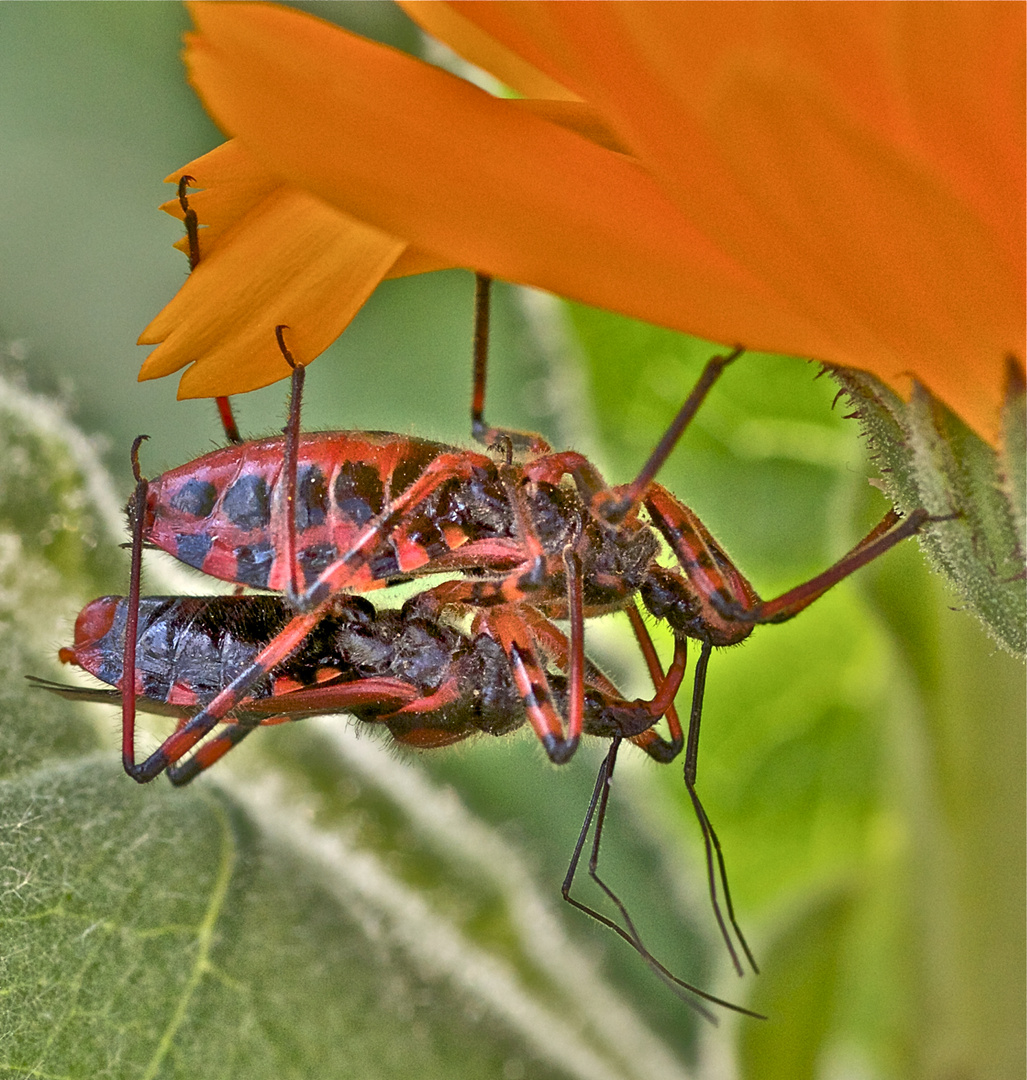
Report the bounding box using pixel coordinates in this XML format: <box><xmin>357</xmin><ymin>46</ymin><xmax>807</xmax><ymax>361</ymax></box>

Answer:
<box><xmin>642</xmin><ymin>483</ymin><xmax>761</xmax><ymax>646</ymax></box>
<box><xmin>215</xmin><ymin>396</ymin><xmax>242</xmax><ymax>445</ymax></box>
<box><xmin>513</xmin><ymin>605</ymin><xmax>624</xmax><ymax>696</ymax></box>
<box><xmin>151</xmin><ymin>674</ymin><xmax>428</xmax><ymax>785</ymax></box>
<box><xmin>123</xmin><ymin>606</ymin><xmax>326</xmax><ymax>782</ymax></box>
<box><xmin>645</xmin><ymin>481</ymin><xmax>931</xmax><ymax>632</ymax></box>
<box><xmin>624</xmin><ymin>604</ymin><xmax>686</xmax><ymax>764</ymax></box>
<box><xmin>470</xmin><ymin>271</ymin><xmax>492</xmax><ymax>444</ymax></box>
<box><xmin>561</xmin><ymin>739</ymin><xmax>765</xmax><ymax>1022</ymax></box>
<box><xmin>515</xmin><ymin>602</ymin><xmax>684</xmax><ymax>715</ymax></box>
<box><xmin>522</xmin><ymin>451</ymin><xmax>609</xmax><ymax>507</ymax></box>
<box><xmin>121</xmin><ymin>436</ymin><xmax>150</xmax><ymax>781</ymax></box>
<box><xmin>284</xmin><ymin>450</ymin><xmax>494</xmax><ymax>612</ymax></box>
<box><xmin>237</xmin><ymin>677</ymin><xmax>421</xmax><ymax>722</ymax></box>
<box><xmin>683</xmin><ymin>641</ymin><xmax>759</xmax><ymax>976</ymax></box>
<box><xmin>250</xmin><ymin>321</ymin><xmax>505</xmax><ymax>614</ymax></box>
<box><xmin>495</xmin><ymin>455</ymin><xmax>556</xmax><ymax>579</ymax></box>
<box><xmin>166</xmin><ymin>721</ymin><xmax>261</xmax><ymax>786</ymax></box>
<box><xmin>420</xmin><ymin>586</ymin><xmax>688</xmax><ymax>747</ymax></box>
<box><xmin>273</xmin><ymin>327</ymin><xmax>307</xmax><ymax>602</ymax></box>
<box><xmin>484</xmin><ymin>606</ymin><xmax>581</xmax><ymax>764</ymax></box>
<box><xmin>562</xmin><ymin>546</ymin><xmax>587</xmax><ymax>752</ymax></box>
<box><xmin>552</xmin><ymin>543</ymin><xmax>687</xmax><ymax>751</ymax></box>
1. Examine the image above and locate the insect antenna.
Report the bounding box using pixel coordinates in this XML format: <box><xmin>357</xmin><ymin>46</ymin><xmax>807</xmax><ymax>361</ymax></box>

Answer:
<box><xmin>561</xmin><ymin>739</ymin><xmax>765</xmax><ymax>1023</ymax></box>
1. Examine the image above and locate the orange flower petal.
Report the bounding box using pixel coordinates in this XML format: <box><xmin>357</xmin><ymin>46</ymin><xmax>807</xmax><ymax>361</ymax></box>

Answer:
<box><xmin>178</xmin><ymin>2</ymin><xmax>1024</xmax><ymax>442</ymax></box>
<box><xmin>183</xmin><ymin>5</ymin><xmax>785</xmax><ymax>354</ymax></box>
<box><xmin>143</xmin><ymin>139</ymin><xmax>434</xmax><ymax>389</ymax></box>
<box><xmin>447</xmin><ymin>2</ymin><xmax>1026</xmax><ymax>444</ymax></box>
<box><xmin>157</xmin><ymin>140</ymin><xmax>279</xmax><ymax>259</ymax></box>
<box><xmin>385</xmin><ymin>246</ymin><xmax>452</xmax><ymax>280</ymax></box>
<box><xmin>508</xmin><ymin>99</ymin><xmax>634</xmax><ymax>156</ymax></box>
<box><xmin>408</xmin><ymin>2</ymin><xmax>594</xmax><ymax>105</ymax></box>
<box><xmin>139</xmin><ymin>181</ymin><xmax>405</xmax><ymax>398</ymax></box>
<box><xmin>393</xmin><ymin>0</ymin><xmax>579</xmax><ymax>101</ymax></box>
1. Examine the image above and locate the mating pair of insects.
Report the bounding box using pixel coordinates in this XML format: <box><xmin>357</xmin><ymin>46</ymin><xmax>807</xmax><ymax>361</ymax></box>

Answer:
<box><xmin>45</xmin><ymin>184</ymin><xmax>932</xmax><ymax>1018</ymax></box>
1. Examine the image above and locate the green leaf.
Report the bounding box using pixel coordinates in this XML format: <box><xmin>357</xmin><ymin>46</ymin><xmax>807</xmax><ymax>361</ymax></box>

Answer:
<box><xmin>0</xmin><ymin>761</ymin><xmax>630</xmax><ymax>1080</ymax></box>
<box><xmin>830</xmin><ymin>367</ymin><xmax>1026</xmax><ymax>655</ymax></box>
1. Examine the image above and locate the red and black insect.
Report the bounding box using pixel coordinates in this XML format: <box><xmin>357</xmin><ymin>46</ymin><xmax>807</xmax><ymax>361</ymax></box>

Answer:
<box><xmin>139</xmin><ymin>187</ymin><xmax>929</xmax><ymax>779</ymax></box>
<box><xmin>116</xmin><ymin>182</ymin><xmax>937</xmax><ymax>980</ymax></box>
<box><xmin>37</xmin><ymin>590</ymin><xmax>763</xmax><ymax>1021</ymax></box>
<box><xmin>43</xmin><ymin>591</ymin><xmax>683</xmax><ymax>785</ymax></box>
<box><xmin>130</xmin><ymin>321</ymin><xmax>927</xmax><ymax>772</ymax></box>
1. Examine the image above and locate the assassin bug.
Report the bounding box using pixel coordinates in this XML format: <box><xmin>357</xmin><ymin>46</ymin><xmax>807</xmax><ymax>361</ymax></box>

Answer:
<box><xmin>123</xmin><ymin>182</ymin><xmax>935</xmax><ymax>979</ymax></box>
<box><xmin>38</xmin><ymin>589</ymin><xmax>759</xmax><ymax>1022</ymax></box>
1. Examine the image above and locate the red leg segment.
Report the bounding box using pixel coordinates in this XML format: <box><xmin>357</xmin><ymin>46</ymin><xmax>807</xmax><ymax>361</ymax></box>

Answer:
<box><xmin>716</xmin><ymin>507</ymin><xmax>931</xmax><ymax>625</ymax></box>
<box><xmin>624</xmin><ymin>604</ymin><xmax>685</xmax><ymax>764</ymax></box>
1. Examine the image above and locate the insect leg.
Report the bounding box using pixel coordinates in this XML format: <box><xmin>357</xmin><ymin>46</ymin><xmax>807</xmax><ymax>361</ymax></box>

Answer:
<box><xmin>469</xmin><ymin>273</ymin><xmax>551</xmax><ymax>454</ymax></box>
<box><xmin>470</xmin><ymin>272</ymin><xmax>492</xmax><ymax>445</ymax></box>
<box><xmin>683</xmin><ymin>641</ymin><xmax>759</xmax><ymax>976</ymax></box>
<box><xmin>714</xmin><ymin>507</ymin><xmax>932</xmax><ymax>625</ymax></box>
<box><xmin>562</xmin><ymin>547</ymin><xmax>586</xmax><ymax>752</ymax></box>
<box><xmin>500</xmin><ymin>601</ymin><xmax>688</xmax><ymax>736</ymax></box>
<box><xmin>642</xmin><ymin>482</ymin><xmax>761</xmax><ymax>646</ymax></box>
<box><xmin>166</xmin><ymin>670</ymin><xmax>435</xmax><ymax>785</ymax></box>
<box><xmin>236</xmin><ymin>676</ymin><xmax>422</xmax><ymax>722</ymax></box>
<box><xmin>176</xmin><ymin>174</ymin><xmax>242</xmax><ymax>445</ymax></box>
<box><xmin>561</xmin><ymin>739</ymin><xmax>765</xmax><ymax>1021</ymax></box>
<box><xmin>286</xmin><ymin>452</ymin><xmax>491</xmax><ymax>611</ymax></box>
<box><xmin>166</xmin><ymin>721</ymin><xmax>261</xmax><ymax>786</ymax></box>
<box><xmin>121</xmin><ymin>436</ymin><xmax>150</xmax><ymax>781</ymax></box>
<box><xmin>515</xmin><ymin>605</ymin><xmax>623</xmax><ymax>696</ymax></box>
<box><xmin>123</xmin><ymin>606</ymin><xmax>326</xmax><ymax>782</ymax></box>
<box><xmin>599</xmin><ymin>345</ymin><xmax>744</xmax><ymax>524</ymax></box>
<box><xmin>215</xmin><ymin>396</ymin><xmax>242</xmax><ymax>445</ymax></box>
<box><xmin>273</xmin><ymin>327</ymin><xmax>306</xmax><ymax>602</ymax></box>
<box><xmin>483</xmin><ymin>607</ymin><xmax>580</xmax><ymax>764</ymax></box>
<box><xmin>624</xmin><ymin>604</ymin><xmax>686</xmax><ymax>764</ymax></box>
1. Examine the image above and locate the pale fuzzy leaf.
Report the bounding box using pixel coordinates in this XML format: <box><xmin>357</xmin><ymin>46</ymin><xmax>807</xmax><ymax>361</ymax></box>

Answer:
<box><xmin>0</xmin><ymin>373</ymin><xmax>707</xmax><ymax>1080</ymax></box>
<box><xmin>831</xmin><ymin>367</ymin><xmax>1026</xmax><ymax>655</ymax></box>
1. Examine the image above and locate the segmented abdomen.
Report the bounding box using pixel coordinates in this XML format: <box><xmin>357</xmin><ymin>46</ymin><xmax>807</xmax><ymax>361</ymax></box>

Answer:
<box><xmin>142</xmin><ymin>432</ymin><xmax>512</xmax><ymax>591</ymax></box>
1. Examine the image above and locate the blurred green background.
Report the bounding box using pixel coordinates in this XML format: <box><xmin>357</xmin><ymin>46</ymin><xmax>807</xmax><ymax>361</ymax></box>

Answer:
<box><xmin>1</xmin><ymin>5</ymin><xmax>1022</xmax><ymax>1080</ymax></box>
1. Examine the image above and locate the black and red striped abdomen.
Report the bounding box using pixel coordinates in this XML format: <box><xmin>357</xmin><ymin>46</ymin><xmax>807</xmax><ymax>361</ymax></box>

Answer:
<box><xmin>58</xmin><ymin>594</ymin><xmax>661</xmax><ymax>744</ymax></box>
<box><xmin>142</xmin><ymin>432</ymin><xmax>514</xmax><ymax>591</ymax></box>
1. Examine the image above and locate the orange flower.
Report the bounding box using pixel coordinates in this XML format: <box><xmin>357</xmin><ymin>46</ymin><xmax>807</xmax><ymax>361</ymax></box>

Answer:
<box><xmin>139</xmin><ymin>1</ymin><xmax>1025</xmax><ymax>446</ymax></box>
